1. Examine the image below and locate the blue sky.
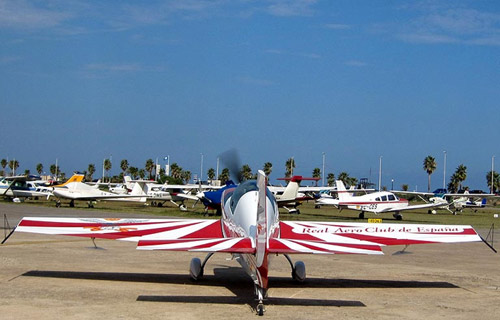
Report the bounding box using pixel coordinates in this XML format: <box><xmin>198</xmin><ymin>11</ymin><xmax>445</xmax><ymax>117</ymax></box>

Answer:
<box><xmin>1</xmin><ymin>0</ymin><xmax>499</xmax><ymax>190</ymax></box>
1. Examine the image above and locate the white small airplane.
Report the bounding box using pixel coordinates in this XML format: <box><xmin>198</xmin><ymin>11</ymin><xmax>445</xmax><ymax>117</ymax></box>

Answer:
<box><xmin>51</xmin><ymin>175</ymin><xmax>148</xmax><ymax>208</ymax></box>
<box><xmin>393</xmin><ymin>188</ymin><xmax>497</xmax><ymax>215</ymax></box>
<box><xmin>316</xmin><ymin>180</ymin><xmax>449</xmax><ymax>220</ymax></box>
<box><xmin>9</xmin><ymin>170</ymin><xmax>488</xmax><ymax>315</ymax></box>
<box><xmin>0</xmin><ymin>175</ymin><xmax>52</xmax><ymax>201</ymax></box>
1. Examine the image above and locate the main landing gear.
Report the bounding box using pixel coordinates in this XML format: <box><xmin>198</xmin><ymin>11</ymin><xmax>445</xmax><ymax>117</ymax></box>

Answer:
<box><xmin>393</xmin><ymin>212</ymin><xmax>403</xmax><ymax>220</ymax></box>
<box><xmin>189</xmin><ymin>253</ymin><xmax>214</xmax><ymax>281</ymax></box>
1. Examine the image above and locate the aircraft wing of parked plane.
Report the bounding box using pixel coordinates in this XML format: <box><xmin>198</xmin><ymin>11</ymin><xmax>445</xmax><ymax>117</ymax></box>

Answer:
<box><xmin>52</xmin><ymin>178</ymin><xmax>148</xmax><ymax>208</ymax></box>
<box><xmin>316</xmin><ymin>180</ymin><xmax>450</xmax><ymax>220</ymax></box>
<box><xmin>8</xmin><ymin>170</ymin><xmax>489</xmax><ymax>315</ymax></box>
<box><xmin>392</xmin><ymin>189</ymin><xmax>498</xmax><ymax>214</ymax></box>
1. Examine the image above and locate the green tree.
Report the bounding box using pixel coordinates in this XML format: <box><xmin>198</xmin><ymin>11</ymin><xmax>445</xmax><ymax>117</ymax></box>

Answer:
<box><xmin>423</xmin><ymin>155</ymin><xmax>437</xmax><ymax>192</ymax></box>
<box><xmin>8</xmin><ymin>159</ymin><xmax>19</xmax><ymax>175</ymax></box>
<box><xmin>240</xmin><ymin>164</ymin><xmax>253</xmax><ymax>181</ymax></box>
<box><xmin>1</xmin><ymin>159</ymin><xmax>7</xmax><ymax>175</ymax></box>
<box><xmin>128</xmin><ymin>166</ymin><xmax>138</xmax><ymax>179</ymax></box>
<box><xmin>182</xmin><ymin>170</ymin><xmax>192</xmax><ymax>184</ymax></box>
<box><xmin>170</xmin><ymin>163</ymin><xmax>182</xmax><ymax>180</ymax></box>
<box><xmin>486</xmin><ymin>170</ymin><xmax>500</xmax><ymax>193</ymax></box>
<box><xmin>145</xmin><ymin>158</ymin><xmax>155</xmax><ymax>180</ymax></box>
<box><xmin>285</xmin><ymin>158</ymin><xmax>295</xmax><ymax>178</ymax></box>
<box><xmin>401</xmin><ymin>184</ymin><xmax>409</xmax><ymax>191</ymax></box>
<box><xmin>87</xmin><ymin>163</ymin><xmax>96</xmax><ymax>181</ymax></box>
<box><xmin>24</xmin><ymin>169</ymin><xmax>30</xmax><ymax>176</ymax></box>
<box><xmin>326</xmin><ymin>173</ymin><xmax>335</xmax><ymax>186</ymax></box>
<box><xmin>337</xmin><ymin>172</ymin><xmax>350</xmax><ymax>185</ymax></box>
<box><xmin>103</xmin><ymin>159</ymin><xmax>112</xmax><ymax>182</ymax></box>
<box><xmin>36</xmin><ymin>163</ymin><xmax>43</xmax><ymax>175</ymax></box>
<box><xmin>138</xmin><ymin>168</ymin><xmax>146</xmax><ymax>179</ymax></box>
<box><xmin>50</xmin><ymin>164</ymin><xmax>59</xmax><ymax>181</ymax></box>
<box><xmin>207</xmin><ymin>168</ymin><xmax>215</xmax><ymax>180</ymax></box>
<box><xmin>219</xmin><ymin>168</ymin><xmax>230</xmax><ymax>184</ymax></box>
<box><xmin>455</xmin><ymin>164</ymin><xmax>467</xmax><ymax>190</ymax></box>
<box><xmin>263</xmin><ymin>162</ymin><xmax>273</xmax><ymax>177</ymax></box>
<box><xmin>120</xmin><ymin>159</ymin><xmax>129</xmax><ymax>175</ymax></box>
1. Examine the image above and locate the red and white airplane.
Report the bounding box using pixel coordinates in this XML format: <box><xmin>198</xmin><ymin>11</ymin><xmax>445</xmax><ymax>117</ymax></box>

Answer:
<box><xmin>11</xmin><ymin>171</ymin><xmax>484</xmax><ymax>315</ymax></box>
<box><xmin>316</xmin><ymin>180</ymin><xmax>449</xmax><ymax>220</ymax></box>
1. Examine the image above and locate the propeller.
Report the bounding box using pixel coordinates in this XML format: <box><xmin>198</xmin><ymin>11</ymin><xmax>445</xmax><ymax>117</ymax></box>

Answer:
<box><xmin>219</xmin><ymin>148</ymin><xmax>243</xmax><ymax>183</ymax></box>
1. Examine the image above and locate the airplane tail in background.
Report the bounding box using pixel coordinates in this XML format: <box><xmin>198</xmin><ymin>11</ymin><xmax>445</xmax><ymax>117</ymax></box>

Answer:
<box><xmin>335</xmin><ymin>180</ymin><xmax>352</xmax><ymax>202</ymax></box>
<box><xmin>279</xmin><ymin>176</ymin><xmax>303</xmax><ymax>202</ymax></box>
<box><xmin>129</xmin><ymin>180</ymin><xmax>148</xmax><ymax>202</ymax></box>
<box><xmin>124</xmin><ymin>176</ymin><xmax>134</xmax><ymax>190</ymax></box>
<box><xmin>54</xmin><ymin>174</ymin><xmax>85</xmax><ymax>187</ymax></box>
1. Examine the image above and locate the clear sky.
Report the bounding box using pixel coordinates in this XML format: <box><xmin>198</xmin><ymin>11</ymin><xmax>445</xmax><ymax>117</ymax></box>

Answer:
<box><xmin>1</xmin><ymin>0</ymin><xmax>499</xmax><ymax>190</ymax></box>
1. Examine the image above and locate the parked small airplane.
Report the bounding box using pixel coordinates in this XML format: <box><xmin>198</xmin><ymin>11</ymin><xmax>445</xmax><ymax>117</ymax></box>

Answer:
<box><xmin>316</xmin><ymin>180</ymin><xmax>449</xmax><ymax>220</ymax></box>
<box><xmin>0</xmin><ymin>175</ymin><xmax>50</xmax><ymax>200</ymax></box>
<box><xmin>393</xmin><ymin>188</ymin><xmax>497</xmax><ymax>215</ymax></box>
<box><xmin>8</xmin><ymin>170</ymin><xmax>488</xmax><ymax>315</ymax></box>
<box><xmin>51</xmin><ymin>177</ymin><xmax>148</xmax><ymax>208</ymax></box>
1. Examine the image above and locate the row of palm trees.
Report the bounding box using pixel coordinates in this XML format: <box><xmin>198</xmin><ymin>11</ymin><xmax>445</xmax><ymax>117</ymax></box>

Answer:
<box><xmin>423</xmin><ymin>155</ymin><xmax>499</xmax><ymax>193</ymax></box>
<box><xmin>2</xmin><ymin>155</ymin><xmax>497</xmax><ymax>192</ymax></box>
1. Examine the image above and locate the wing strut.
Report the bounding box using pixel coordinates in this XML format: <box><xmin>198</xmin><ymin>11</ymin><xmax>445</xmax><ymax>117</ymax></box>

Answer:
<box><xmin>2</xmin><ymin>214</ymin><xmax>16</xmax><ymax>244</ymax></box>
<box><xmin>479</xmin><ymin>223</ymin><xmax>497</xmax><ymax>253</ymax></box>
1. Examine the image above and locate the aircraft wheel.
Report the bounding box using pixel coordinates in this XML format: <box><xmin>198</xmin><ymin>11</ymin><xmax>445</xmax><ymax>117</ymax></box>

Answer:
<box><xmin>296</xmin><ymin>209</ymin><xmax>301</xmax><ymax>215</ymax></box>
<box><xmin>257</xmin><ymin>303</ymin><xmax>265</xmax><ymax>316</ymax></box>
<box><xmin>151</xmin><ymin>201</ymin><xmax>156</xmax><ymax>206</ymax></box>
<box><xmin>189</xmin><ymin>257</ymin><xmax>203</xmax><ymax>281</ymax></box>
<box><xmin>315</xmin><ymin>204</ymin><xmax>321</xmax><ymax>209</ymax></box>
<box><xmin>453</xmin><ymin>211</ymin><xmax>457</xmax><ymax>215</ymax></box>
<box><xmin>427</xmin><ymin>210</ymin><xmax>432</xmax><ymax>214</ymax></box>
<box><xmin>157</xmin><ymin>202</ymin><xmax>163</xmax><ymax>207</ymax></box>
<box><xmin>292</xmin><ymin>261</ymin><xmax>306</xmax><ymax>282</ymax></box>
<box><xmin>393</xmin><ymin>213</ymin><xmax>403</xmax><ymax>220</ymax></box>
<box><xmin>55</xmin><ymin>201</ymin><xmax>61</xmax><ymax>208</ymax></box>
<box><xmin>180</xmin><ymin>204</ymin><xmax>188</xmax><ymax>212</ymax></box>
<box><xmin>359</xmin><ymin>212</ymin><xmax>365</xmax><ymax>219</ymax></box>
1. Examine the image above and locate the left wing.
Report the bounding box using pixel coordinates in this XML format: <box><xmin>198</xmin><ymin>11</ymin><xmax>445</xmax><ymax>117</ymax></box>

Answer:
<box><xmin>270</xmin><ymin>221</ymin><xmax>481</xmax><ymax>255</ymax></box>
<box><xmin>15</xmin><ymin>217</ymin><xmax>254</xmax><ymax>253</ymax></box>
<box><xmin>378</xmin><ymin>201</ymin><xmax>449</xmax><ymax>213</ymax></box>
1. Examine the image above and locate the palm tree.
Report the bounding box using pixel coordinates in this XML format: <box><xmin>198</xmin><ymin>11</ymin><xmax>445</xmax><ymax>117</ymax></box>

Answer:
<box><xmin>145</xmin><ymin>159</ymin><xmax>155</xmax><ymax>180</ymax></box>
<box><xmin>326</xmin><ymin>173</ymin><xmax>335</xmax><ymax>186</ymax></box>
<box><xmin>170</xmin><ymin>163</ymin><xmax>182</xmax><ymax>180</ymax></box>
<box><xmin>182</xmin><ymin>170</ymin><xmax>192</xmax><ymax>184</ymax></box>
<box><xmin>240</xmin><ymin>164</ymin><xmax>253</xmax><ymax>181</ymax></box>
<box><xmin>36</xmin><ymin>163</ymin><xmax>43</xmax><ymax>175</ymax></box>
<box><xmin>219</xmin><ymin>168</ymin><xmax>230</xmax><ymax>184</ymax></box>
<box><xmin>1</xmin><ymin>159</ymin><xmax>7</xmax><ymax>175</ymax></box>
<box><xmin>285</xmin><ymin>158</ymin><xmax>295</xmax><ymax>178</ymax></box>
<box><xmin>337</xmin><ymin>172</ymin><xmax>350</xmax><ymax>185</ymax></box>
<box><xmin>486</xmin><ymin>170</ymin><xmax>500</xmax><ymax>193</ymax></box>
<box><xmin>263</xmin><ymin>162</ymin><xmax>273</xmax><ymax>177</ymax></box>
<box><xmin>128</xmin><ymin>166</ymin><xmax>138</xmax><ymax>179</ymax></box>
<box><xmin>401</xmin><ymin>184</ymin><xmax>409</xmax><ymax>191</ymax></box>
<box><xmin>8</xmin><ymin>159</ymin><xmax>19</xmax><ymax>175</ymax></box>
<box><xmin>448</xmin><ymin>173</ymin><xmax>460</xmax><ymax>193</ymax></box>
<box><xmin>103</xmin><ymin>159</ymin><xmax>112</xmax><ymax>182</ymax></box>
<box><xmin>120</xmin><ymin>159</ymin><xmax>129</xmax><ymax>175</ymax></box>
<box><xmin>49</xmin><ymin>164</ymin><xmax>59</xmax><ymax>181</ymax></box>
<box><xmin>207</xmin><ymin>168</ymin><xmax>215</xmax><ymax>181</ymax></box>
<box><xmin>87</xmin><ymin>163</ymin><xmax>96</xmax><ymax>181</ymax></box>
<box><xmin>423</xmin><ymin>155</ymin><xmax>437</xmax><ymax>192</ymax></box>
<box><xmin>455</xmin><ymin>164</ymin><xmax>467</xmax><ymax>190</ymax></box>
<box><xmin>138</xmin><ymin>169</ymin><xmax>146</xmax><ymax>179</ymax></box>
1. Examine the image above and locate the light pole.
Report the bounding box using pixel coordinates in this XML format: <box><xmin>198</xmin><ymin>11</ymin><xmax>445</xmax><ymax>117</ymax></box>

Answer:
<box><xmin>492</xmin><ymin>156</ymin><xmax>495</xmax><ymax>194</ymax></box>
<box><xmin>322</xmin><ymin>152</ymin><xmax>325</xmax><ymax>187</ymax></box>
<box><xmin>200</xmin><ymin>153</ymin><xmax>204</xmax><ymax>183</ymax></box>
<box><xmin>443</xmin><ymin>151</ymin><xmax>447</xmax><ymax>189</ymax></box>
<box><xmin>378</xmin><ymin>156</ymin><xmax>382</xmax><ymax>191</ymax></box>
<box><xmin>391</xmin><ymin>179</ymin><xmax>394</xmax><ymax>190</ymax></box>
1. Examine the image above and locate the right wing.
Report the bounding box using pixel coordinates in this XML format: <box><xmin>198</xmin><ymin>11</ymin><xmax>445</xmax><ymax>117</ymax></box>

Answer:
<box><xmin>269</xmin><ymin>221</ymin><xmax>481</xmax><ymax>255</ymax></box>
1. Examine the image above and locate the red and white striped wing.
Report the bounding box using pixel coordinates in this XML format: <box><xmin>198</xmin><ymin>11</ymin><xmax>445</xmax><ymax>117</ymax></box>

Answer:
<box><xmin>16</xmin><ymin>217</ymin><xmax>223</xmax><ymax>242</ymax></box>
<box><xmin>271</xmin><ymin>221</ymin><xmax>481</xmax><ymax>255</ymax></box>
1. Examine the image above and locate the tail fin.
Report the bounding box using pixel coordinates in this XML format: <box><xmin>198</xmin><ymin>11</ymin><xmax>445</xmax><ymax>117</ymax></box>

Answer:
<box><xmin>336</xmin><ymin>180</ymin><xmax>352</xmax><ymax>202</ymax></box>
<box><xmin>279</xmin><ymin>176</ymin><xmax>302</xmax><ymax>202</ymax></box>
<box><xmin>123</xmin><ymin>176</ymin><xmax>134</xmax><ymax>190</ymax></box>
<box><xmin>256</xmin><ymin>170</ymin><xmax>267</xmax><ymax>268</ymax></box>
<box><xmin>130</xmin><ymin>181</ymin><xmax>148</xmax><ymax>202</ymax></box>
<box><xmin>54</xmin><ymin>174</ymin><xmax>85</xmax><ymax>187</ymax></box>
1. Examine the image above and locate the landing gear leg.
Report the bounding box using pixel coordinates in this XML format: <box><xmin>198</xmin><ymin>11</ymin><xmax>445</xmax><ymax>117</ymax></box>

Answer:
<box><xmin>255</xmin><ymin>285</ymin><xmax>266</xmax><ymax>316</ymax></box>
<box><xmin>284</xmin><ymin>254</ymin><xmax>306</xmax><ymax>282</ymax></box>
<box><xmin>189</xmin><ymin>252</ymin><xmax>214</xmax><ymax>281</ymax></box>
<box><xmin>55</xmin><ymin>200</ymin><xmax>61</xmax><ymax>208</ymax></box>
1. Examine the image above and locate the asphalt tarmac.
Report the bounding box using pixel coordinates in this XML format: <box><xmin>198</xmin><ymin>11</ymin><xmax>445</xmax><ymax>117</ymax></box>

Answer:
<box><xmin>1</xmin><ymin>202</ymin><xmax>499</xmax><ymax>319</ymax></box>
